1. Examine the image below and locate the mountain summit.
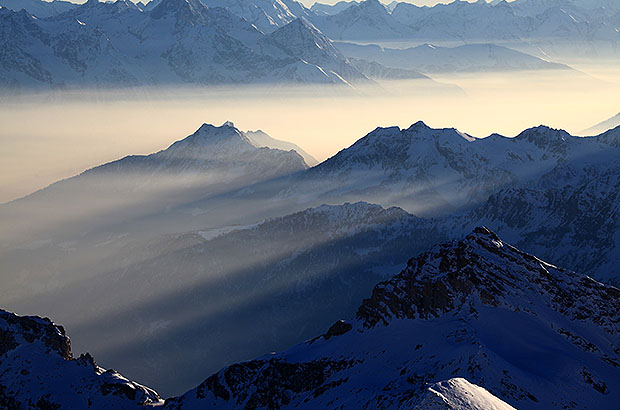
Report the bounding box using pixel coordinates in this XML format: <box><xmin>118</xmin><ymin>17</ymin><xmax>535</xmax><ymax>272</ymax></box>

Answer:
<box><xmin>150</xmin><ymin>0</ymin><xmax>209</xmax><ymax>21</ymax></box>
<box><xmin>2</xmin><ymin>122</ymin><xmax>307</xmax><ymax>242</ymax></box>
<box><xmin>264</xmin><ymin>17</ymin><xmax>369</xmax><ymax>84</ymax></box>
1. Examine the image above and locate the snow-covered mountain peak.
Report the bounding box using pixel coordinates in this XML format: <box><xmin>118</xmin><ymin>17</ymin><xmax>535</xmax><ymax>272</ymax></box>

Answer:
<box><xmin>415</xmin><ymin>378</ymin><xmax>517</xmax><ymax>410</ymax></box>
<box><xmin>311</xmin><ymin>123</ymin><xmax>480</xmax><ymax>178</ymax></box>
<box><xmin>358</xmin><ymin>0</ymin><xmax>388</xmax><ymax>12</ymax></box>
<box><xmin>76</xmin><ymin>0</ymin><xmax>140</xmax><ymax>15</ymax></box>
<box><xmin>304</xmin><ymin>201</ymin><xmax>409</xmax><ymax>226</ymax></box>
<box><xmin>406</xmin><ymin>120</ymin><xmax>431</xmax><ymax>131</ymax></box>
<box><xmin>168</xmin><ymin>228</ymin><xmax>620</xmax><ymax>409</ymax></box>
<box><xmin>113</xmin><ymin>0</ymin><xmax>141</xmax><ymax>11</ymax></box>
<box><xmin>197</xmin><ymin>0</ymin><xmax>309</xmax><ymax>33</ymax></box>
<box><xmin>514</xmin><ymin>125</ymin><xmax>573</xmax><ymax>149</ymax></box>
<box><xmin>366</xmin><ymin>122</ymin><xmax>472</xmax><ymax>146</ymax></box>
<box><xmin>404</xmin><ymin>121</ymin><xmax>475</xmax><ymax>141</ymax></box>
<box><xmin>356</xmin><ymin>226</ymin><xmax>620</xmax><ymax>332</ymax></box>
<box><xmin>264</xmin><ymin>16</ymin><xmax>369</xmax><ymax>83</ymax></box>
<box><xmin>268</xmin><ymin>16</ymin><xmax>343</xmax><ymax>60</ymax></box>
<box><xmin>595</xmin><ymin>124</ymin><xmax>620</xmax><ymax>147</ymax></box>
<box><xmin>150</xmin><ymin>0</ymin><xmax>207</xmax><ymax>21</ymax></box>
<box><xmin>163</xmin><ymin>122</ymin><xmax>254</xmax><ymax>154</ymax></box>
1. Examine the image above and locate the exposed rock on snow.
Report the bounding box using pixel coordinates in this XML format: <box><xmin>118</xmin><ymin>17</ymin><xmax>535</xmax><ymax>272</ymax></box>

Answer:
<box><xmin>0</xmin><ymin>309</ymin><xmax>162</xmax><ymax>409</ymax></box>
<box><xmin>164</xmin><ymin>228</ymin><xmax>620</xmax><ymax>409</ymax></box>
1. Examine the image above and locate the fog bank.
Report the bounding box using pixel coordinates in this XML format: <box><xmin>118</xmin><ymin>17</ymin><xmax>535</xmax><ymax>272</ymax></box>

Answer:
<box><xmin>1</xmin><ymin>67</ymin><xmax>618</xmax><ymax>203</ymax></box>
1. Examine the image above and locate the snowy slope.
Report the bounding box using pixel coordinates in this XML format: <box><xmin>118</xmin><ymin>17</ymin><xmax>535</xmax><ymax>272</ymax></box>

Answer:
<box><xmin>0</xmin><ymin>309</ymin><xmax>162</xmax><ymax>409</ymax></box>
<box><xmin>286</xmin><ymin>122</ymin><xmax>611</xmax><ymax>216</ymax></box>
<box><xmin>0</xmin><ymin>0</ymin><xmax>365</xmax><ymax>90</ymax></box>
<box><xmin>0</xmin><ymin>0</ymin><xmax>77</xmax><ymax>17</ymax></box>
<box><xmin>312</xmin><ymin>0</ymin><xmax>620</xmax><ymax>42</ymax></box>
<box><xmin>164</xmin><ymin>227</ymin><xmax>620</xmax><ymax>410</ymax></box>
<box><xmin>1</xmin><ymin>121</ymin><xmax>308</xmax><ymax>244</ymax></box>
<box><xmin>459</xmin><ymin>127</ymin><xmax>620</xmax><ymax>283</ymax></box>
<box><xmin>310</xmin><ymin>0</ymin><xmax>414</xmax><ymax>40</ymax></box>
<box><xmin>199</xmin><ymin>0</ymin><xmax>313</xmax><ymax>33</ymax></box>
<box><xmin>336</xmin><ymin>41</ymin><xmax>571</xmax><ymax>73</ymax></box>
<box><xmin>311</xmin><ymin>0</ymin><xmax>360</xmax><ymax>16</ymax></box>
<box><xmin>581</xmin><ymin>113</ymin><xmax>620</xmax><ymax>135</ymax></box>
<box><xmin>245</xmin><ymin>129</ymin><xmax>319</xmax><ymax>166</ymax></box>
<box><xmin>9</xmin><ymin>229</ymin><xmax>616</xmax><ymax>409</ymax></box>
<box><xmin>261</xmin><ymin>17</ymin><xmax>369</xmax><ymax>84</ymax></box>
<box><xmin>414</xmin><ymin>378</ymin><xmax>517</xmax><ymax>410</ymax></box>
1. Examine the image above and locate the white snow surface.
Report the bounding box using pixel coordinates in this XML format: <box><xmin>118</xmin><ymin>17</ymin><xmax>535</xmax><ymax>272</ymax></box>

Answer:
<box><xmin>0</xmin><ymin>0</ymin><xmax>367</xmax><ymax>90</ymax></box>
<box><xmin>414</xmin><ymin>378</ymin><xmax>517</xmax><ymax>410</ymax></box>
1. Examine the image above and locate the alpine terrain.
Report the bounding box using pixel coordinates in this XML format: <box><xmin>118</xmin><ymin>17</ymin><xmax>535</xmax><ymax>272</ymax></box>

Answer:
<box><xmin>3</xmin><ymin>228</ymin><xmax>619</xmax><ymax>409</ymax></box>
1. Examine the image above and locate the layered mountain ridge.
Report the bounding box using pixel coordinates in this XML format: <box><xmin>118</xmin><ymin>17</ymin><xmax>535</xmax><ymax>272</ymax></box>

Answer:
<box><xmin>0</xmin><ymin>121</ymin><xmax>307</xmax><ymax>244</ymax></box>
<box><xmin>287</xmin><ymin>121</ymin><xmax>620</xmax><ymax>218</ymax></box>
<box><xmin>312</xmin><ymin>0</ymin><xmax>620</xmax><ymax>43</ymax></box>
<box><xmin>2</xmin><ymin>121</ymin><xmax>620</xmax><ymax>397</ymax></box>
<box><xmin>0</xmin><ymin>0</ymin><xmax>369</xmax><ymax>90</ymax></box>
<box><xmin>5</xmin><ymin>229</ymin><xmax>615</xmax><ymax>408</ymax></box>
<box><xmin>165</xmin><ymin>227</ymin><xmax>620</xmax><ymax>410</ymax></box>
<box><xmin>10</xmin><ymin>201</ymin><xmax>441</xmax><ymax>395</ymax></box>
<box><xmin>336</xmin><ymin>41</ymin><xmax>572</xmax><ymax>73</ymax></box>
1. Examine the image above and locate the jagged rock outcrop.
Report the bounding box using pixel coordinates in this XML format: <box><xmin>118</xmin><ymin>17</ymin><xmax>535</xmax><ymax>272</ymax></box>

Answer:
<box><xmin>0</xmin><ymin>310</ymin><xmax>162</xmax><ymax>409</ymax></box>
<box><xmin>165</xmin><ymin>228</ymin><xmax>620</xmax><ymax>409</ymax></box>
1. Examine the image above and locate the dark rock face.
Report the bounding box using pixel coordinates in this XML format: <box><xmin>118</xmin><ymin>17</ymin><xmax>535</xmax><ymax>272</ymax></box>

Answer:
<box><xmin>324</xmin><ymin>320</ymin><xmax>353</xmax><ymax>340</ymax></box>
<box><xmin>0</xmin><ymin>310</ymin><xmax>71</xmax><ymax>360</ymax></box>
<box><xmin>166</xmin><ymin>358</ymin><xmax>357</xmax><ymax>410</ymax></box>
<box><xmin>162</xmin><ymin>228</ymin><xmax>620</xmax><ymax>410</ymax></box>
<box><xmin>357</xmin><ymin>227</ymin><xmax>620</xmax><ymax>333</ymax></box>
<box><xmin>3</xmin><ymin>228</ymin><xmax>620</xmax><ymax>409</ymax></box>
<box><xmin>0</xmin><ymin>309</ymin><xmax>162</xmax><ymax>410</ymax></box>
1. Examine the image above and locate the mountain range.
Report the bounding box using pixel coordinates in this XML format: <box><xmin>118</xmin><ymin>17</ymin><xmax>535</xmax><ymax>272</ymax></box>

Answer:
<box><xmin>20</xmin><ymin>202</ymin><xmax>441</xmax><ymax>394</ymax></box>
<box><xmin>336</xmin><ymin>41</ymin><xmax>571</xmax><ymax>73</ymax></box>
<box><xmin>2</xmin><ymin>0</ymin><xmax>620</xmax><ymax>408</ymax></box>
<box><xmin>3</xmin><ymin>0</ymin><xmax>601</xmax><ymax>91</ymax></box>
<box><xmin>314</xmin><ymin>0</ymin><xmax>620</xmax><ymax>42</ymax></box>
<box><xmin>311</xmin><ymin>0</ymin><xmax>361</xmax><ymax>16</ymax></box>
<box><xmin>581</xmin><ymin>112</ymin><xmax>620</xmax><ymax>135</ymax></box>
<box><xmin>0</xmin><ymin>121</ymin><xmax>308</xmax><ymax>246</ymax></box>
<box><xmin>0</xmin><ymin>0</ymin><xmax>77</xmax><ymax>17</ymax></box>
<box><xmin>0</xmin><ymin>0</ymin><xmax>371</xmax><ymax>90</ymax></box>
<box><xmin>3</xmin><ymin>119</ymin><xmax>620</xmax><ymax>396</ymax></box>
<box><xmin>4</xmin><ymin>0</ymin><xmax>619</xmax><ymax>46</ymax></box>
<box><xmin>167</xmin><ymin>227</ymin><xmax>620</xmax><ymax>410</ymax></box>
<box><xmin>2</xmin><ymin>228</ymin><xmax>619</xmax><ymax>409</ymax></box>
